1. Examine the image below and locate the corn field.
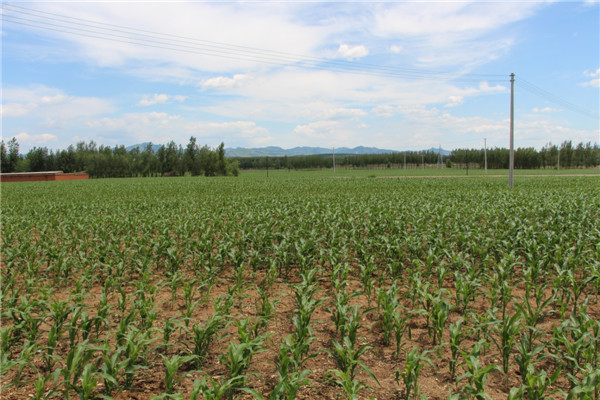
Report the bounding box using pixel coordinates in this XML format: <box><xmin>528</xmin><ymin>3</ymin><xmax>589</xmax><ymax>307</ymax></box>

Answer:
<box><xmin>1</xmin><ymin>175</ymin><xmax>599</xmax><ymax>400</ymax></box>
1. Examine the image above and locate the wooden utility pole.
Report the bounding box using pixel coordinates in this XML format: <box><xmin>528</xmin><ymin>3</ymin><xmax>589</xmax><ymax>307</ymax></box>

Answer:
<box><xmin>509</xmin><ymin>73</ymin><xmax>515</xmax><ymax>188</ymax></box>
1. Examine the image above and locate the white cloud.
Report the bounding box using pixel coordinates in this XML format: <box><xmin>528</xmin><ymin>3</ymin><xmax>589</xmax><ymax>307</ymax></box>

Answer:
<box><xmin>374</xmin><ymin>2</ymin><xmax>539</xmax><ymax>36</ymax></box>
<box><xmin>2</xmin><ymin>86</ymin><xmax>114</xmax><ymax>119</ymax></box>
<box><xmin>1</xmin><ymin>102</ymin><xmax>38</xmax><ymax>117</ymax></box>
<box><xmin>389</xmin><ymin>45</ymin><xmax>404</xmax><ymax>54</ymax></box>
<box><xmin>445</xmin><ymin>96</ymin><xmax>464</xmax><ymax>108</ymax></box>
<box><xmin>533</xmin><ymin>107</ymin><xmax>561</xmax><ymax>113</ymax></box>
<box><xmin>13</xmin><ymin>132</ymin><xmax>58</xmax><ymax>146</ymax></box>
<box><xmin>85</xmin><ymin>112</ymin><xmax>274</xmax><ymax>147</ymax></box>
<box><xmin>335</xmin><ymin>44</ymin><xmax>369</xmax><ymax>60</ymax></box>
<box><xmin>200</xmin><ymin>74</ymin><xmax>250</xmax><ymax>90</ymax></box>
<box><xmin>138</xmin><ymin>94</ymin><xmax>187</xmax><ymax>106</ymax></box>
<box><xmin>580</xmin><ymin>69</ymin><xmax>600</xmax><ymax>87</ymax></box>
<box><xmin>21</xmin><ymin>3</ymin><xmax>329</xmax><ymax>74</ymax></box>
<box><xmin>372</xmin><ymin>2</ymin><xmax>541</xmax><ymax>69</ymax></box>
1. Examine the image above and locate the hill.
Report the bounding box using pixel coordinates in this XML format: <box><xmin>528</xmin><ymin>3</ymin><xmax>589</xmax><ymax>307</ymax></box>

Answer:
<box><xmin>125</xmin><ymin>143</ymin><xmax>451</xmax><ymax>157</ymax></box>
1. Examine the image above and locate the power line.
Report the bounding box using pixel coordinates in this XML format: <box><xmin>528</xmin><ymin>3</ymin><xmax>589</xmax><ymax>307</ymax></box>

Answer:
<box><xmin>516</xmin><ymin>77</ymin><xmax>599</xmax><ymax>120</ymax></box>
<box><xmin>4</xmin><ymin>3</ymin><xmax>596</xmax><ymax>122</ymax></box>
<box><xmin>2</xmin><ymin>2</ymin><xmax>506</xmax><ymax>83</ymax></box>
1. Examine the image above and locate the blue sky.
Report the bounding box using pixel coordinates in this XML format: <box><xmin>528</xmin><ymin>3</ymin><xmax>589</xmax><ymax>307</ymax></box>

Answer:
<box><xmin>2</xmin><ymin>1</ymin><xmax>598</xmax><ymax>153</ymax></box>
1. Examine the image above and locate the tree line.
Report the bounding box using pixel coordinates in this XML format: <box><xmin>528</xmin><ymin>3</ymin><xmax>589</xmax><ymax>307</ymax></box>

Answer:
<box><xmin>0</xmin><ymin>137</ymin><xmax>239</xmax><ymax>178</ymax></box>
<box><xmin>1</xmin><ymin>138</ymin><xmax>598</xmax><ymax>178</ymax></box>
<box><xmin>236</xmin><ymin>141</ymin><xmax>600</xmax><ymax>170</ymax></box>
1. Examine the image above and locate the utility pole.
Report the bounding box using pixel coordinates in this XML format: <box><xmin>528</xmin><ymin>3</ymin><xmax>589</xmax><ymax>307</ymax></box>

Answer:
<box><xmin>509</xmin><ymin>73</ymin><xmax>515</xmax><ymax>188</ymax></box>
<box><xmin>266</xmin><ymin>156</ymin><xmax>269</xmax><ymax>177</ymax></box>
<box><xmin>484</xmin><ymin>138</ymin><xmax>488</xmax><ymax>174</ymax></box>
<box><xmin>332</xmin><ymin>147</ymin><xmax>336</xmax><ymax>174</ymax></box>
<box><xmin>422</xmin><ymin>154</ymin><xmax>424</xmax><ymax>170</ymax></box>
<box><xmin>403</xmin><ymin>153</ymin><xmax>406</xmax><ymax>170</ymax></box>
<box><xmin>558</xmin><ymin>148</ymin><xmax>560</xmax><ymax>170</ymax></box>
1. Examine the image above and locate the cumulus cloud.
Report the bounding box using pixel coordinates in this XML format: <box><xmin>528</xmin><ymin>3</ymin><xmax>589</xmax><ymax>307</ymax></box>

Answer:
<box><xmin>445</xmin><ymin>95</ymin><xmax>464</xmax><ymax>107</ymax></box>
<box><xmin>200</xmin><ymin>74</ymin><xmax>249</xmax><ymax>90</ymax></box>
<box><xmin>389</xmin><ymin>45</ymin><xmax>404</xmax><ymax>54</ymax></box>
<box><xmin>580</xmin><ymin>69</ymin><xmax>600</xmax><ymax>88</ymax></box>
<box><xmin>1</xmin><ymin>102</ymin><xmax>38</xmax><ymax>117</ymax></box>
<box><xmin>533</xmin><ymin>107</ymin><xmax>561</xmax><ymax>113</ymax></box>
<box><xmin>335</xmin><ymin>44</ymin><xmax>369</xmax><ymax>60</ymax></box>
<box><xmin>138</xmin><ymin>94</ymin><xmax>187</xmax><ymax>106</ymax></box>
<box><xmin>2</xmin><ymin>86</ymin><xmax>114</xmax><ymax>119</ymax></box>
<box><xmin>13</xmin><ymin>132</ymin><xmax>58</xmax><ymax>146</ymax></box>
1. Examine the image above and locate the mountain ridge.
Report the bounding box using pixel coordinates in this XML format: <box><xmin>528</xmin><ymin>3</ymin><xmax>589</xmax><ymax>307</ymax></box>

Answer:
<box><xmin>125</xmin><ymin>143</ymin><xmax>451</xmax><ymax>157</ymax></box>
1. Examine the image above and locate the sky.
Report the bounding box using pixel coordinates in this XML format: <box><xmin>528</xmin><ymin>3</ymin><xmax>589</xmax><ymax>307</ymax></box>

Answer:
<box><xmin>2</xmin><ymin>1</ymin><xmax>599</xmax><ymax>153</ymax></box>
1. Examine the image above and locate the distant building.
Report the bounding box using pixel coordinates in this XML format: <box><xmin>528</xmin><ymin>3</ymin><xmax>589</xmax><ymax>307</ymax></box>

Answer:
<box><xmin>0</xmin><ymin>171</ymin><xmax>89</xmax><ymax>183</ymax></box>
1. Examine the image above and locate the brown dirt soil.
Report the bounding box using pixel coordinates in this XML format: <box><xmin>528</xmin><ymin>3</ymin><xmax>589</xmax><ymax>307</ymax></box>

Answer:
<box><xmin>1</xmin><ymin>261</ymin><xmax>598</xmax><ymax>400</ymax></box>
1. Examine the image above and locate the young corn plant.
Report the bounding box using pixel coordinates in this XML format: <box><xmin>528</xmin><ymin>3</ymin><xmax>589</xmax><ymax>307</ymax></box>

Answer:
<box><xmin>31</xmin><ymin>372</ymin><xmax>56</xmax><ymax>400</ymax></box>
<box><xmin>514</xmin><ymin>332</ymin><xmax>545</xmax><ymax>387</ymax></box>
<box><xmin>448</xmin><ymin>317</ymin><xmax>466</xmax><ymax>381</ymax></box>
<box><xmin>491</xmin><ymin>309</ymin><xmax>522</xmax><ymax>374</ymax></box>
<box><xmin>394</xmin><ymin>309</ymin><xmax>412</xmax><ymax>358</ymax></box>
<box><xmin>121</xmin><ymin>327</ymin><xmax>155</xmax><ymax>389</ymax></box>
<box><xmin>396</xmin><ymin>347</ymin><xmax>433</xmax><ymax>400</ymax></box>
<box><xmin>508</xmin><ymin>363</ymin><xmax>561</xmax><ymax>400</ymax></box>
<box><xmin>430</xmin><ymin>291</ymin><xmax>452</xmax><ymax>349</ymax></box>
<box><xmin>516</xmin><ymin>287</ymin><xmax>555</xmax><ymax>353</ymax></box>
<box><xmin>566</xmin><ymin>363</ymin><xmax>599</xmax><ymax>400</ymax></box>
<box><xmin>187</xmin><ymin>312</ymin><xmax>226</xmax><ymax>368</ymax></box>
<box><xmin>73</xmin><ymin>363</ymin><xmax>98</xmax><ymax>400</ymax></box>
<box><xmin>255</xmin><ymin>284</ymin><xmax>278</xmax><ymax>331</ymax></box>
<box><xmin>327</xmin><ymin>369</ymin><xmax>371</xmax><ymax>400</ymax></box>
<box><xmin>179</xmin><ymin>280</ymin><xmax>204</xmax><ymax>328</ymax></box>
<box><xmin>219</xmin><ymin>338</ymin><xmax>264</xmax><ymax>399</ymax></box>
<box><xmin>195</xmin><ymin>375</ymin><xmax>255</xmax><ymax>400</ymax></box>
<box><xmin>42</xmin><ymin>325</ymin><xmax>61</xmax><ymax>372</ymax></box>
<box><xmin>377</xmin><ymin>281</ymin><xmax>400</xmax><ymax>346</ymax></box>
<box><xmin>453</xmin><ymin>270</ymin><xmax>480</xmax><ymax>314</ymax></box>
<box><xmin>358</xmin><ymin>256</ymin><xmax>377</xmax><ymax>307</ymax></box>
<box><xmin>552</xmin><ymin>314</ymin><xmax>595</xmax><ymax>388</ymax></box>
<box><xmin>100</xmin><ymin>346</ymin><xmax>128</xmax><ymax>397</ymax></box>
<box><xmin>57</xmin><ymin>341</ymin><xmax>96</xmax><ymax>400</ymax></box>
<box><xmin>160</xmin><ymin>354</ymin><xmax>198</xmax><ymax>395</ymax></box>
<box><xmin>459</xmin><ymin>341</ymin><xmax>500</xmax><ymax>400</ymax></box>
<box><xmin>328</xmin><ymin>336</ymin><xmax>378</xmax><ymax>385</ymax></box>
<box><xmin>291</xmin><ymin>268</ymin><xmax>326</xmax><ymax>359</ymax></box>
<box><xmin>269</xmin><ymin>337</ymin><xmax>312</xmax><ymax>400</ymax></box>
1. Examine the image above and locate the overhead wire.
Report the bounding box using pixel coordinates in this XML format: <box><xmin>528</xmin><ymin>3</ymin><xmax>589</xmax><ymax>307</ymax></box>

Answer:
<box><xmin>3</xmin><ymin>2</ymin><xmax>597</xmax><ymax>121</ymax></box>
<box><xmin>1</xmin><ymin>2</ymin><xmax>506</xmax><ymax>83</ymax></box>
<box><xmin>516</xmin><ymin>77</ymin><xmax>599</xmax><ymax>120</ymax></box>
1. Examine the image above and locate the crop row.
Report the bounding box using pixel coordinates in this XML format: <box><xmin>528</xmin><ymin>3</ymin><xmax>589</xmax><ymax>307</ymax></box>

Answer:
<box><xmin>1</xmin><ymin>176</ymin><xmax>599</xmax><ymax>399</ymax></box>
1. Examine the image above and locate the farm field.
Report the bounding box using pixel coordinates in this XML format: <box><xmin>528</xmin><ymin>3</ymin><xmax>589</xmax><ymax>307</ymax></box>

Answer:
<box><xmin>1</xmin><ymin>173</ymin><xmax>599</xmax><ymax>400</ymax></box>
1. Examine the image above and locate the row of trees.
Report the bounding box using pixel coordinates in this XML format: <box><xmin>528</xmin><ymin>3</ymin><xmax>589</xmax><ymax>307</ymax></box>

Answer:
<box><xmin>448</xmin><ymin>141</ymin><xmax>600</xmax><ymax>170</ymax></box>
<box><xmin>0</xmin><ymin>137</ymin><xmax>239</xmax><ymax>178</ymax></box>
<box><xmin>237</xmin><ymin>141</ymin><xmax>600</xmax><ymax>171</ymax></box>
<box><xmin>1</xmin><ymin>139</ymin><xmax>598</xmax><ymax>177</ymax></box>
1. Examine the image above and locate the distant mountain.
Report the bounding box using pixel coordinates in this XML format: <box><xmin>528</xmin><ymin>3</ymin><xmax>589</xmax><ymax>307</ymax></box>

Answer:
<box><xmin>124</xmin><ymin>143</ymin><xmax>451</xmax><ymax>157</ymax></box>
<box><xmin>425</xmin><ymin>147</ymin><xmax>452</xmax><ymax>156</ymax></box>
<box><xmin>125</xmin><ymin>142</ymin><xmax>162</xmax><ymax>152</ymax></box>
<box><xmin>225</xmin><ymin>146</ymin><xmax>403</xmax><ymax>157</ymax></box>
<box><xmin>225</xmin><ymin>146</ymin><xmax>452</xmax><ymax>157</ymax></box>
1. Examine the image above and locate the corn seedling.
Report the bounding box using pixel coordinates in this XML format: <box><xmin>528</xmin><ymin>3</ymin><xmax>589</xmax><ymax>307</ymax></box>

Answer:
<box><xmin>396</xmin><ymin>347</ymin><xmax>433</xmax><ymax>400</ymax></box>
<box><xmin>161</xmin><ymin>354</ymin><xmax>198</xmax><ymax>394</ymax></box>
<box><xmin>459</xmin><ymin>341</ymin><xmax>500</xmax><ymax>400</ymax></box>
<box><xmin>448</xmin><ymin>317</ymin><xmax>466</xmax><ymax>381</ymax></box>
